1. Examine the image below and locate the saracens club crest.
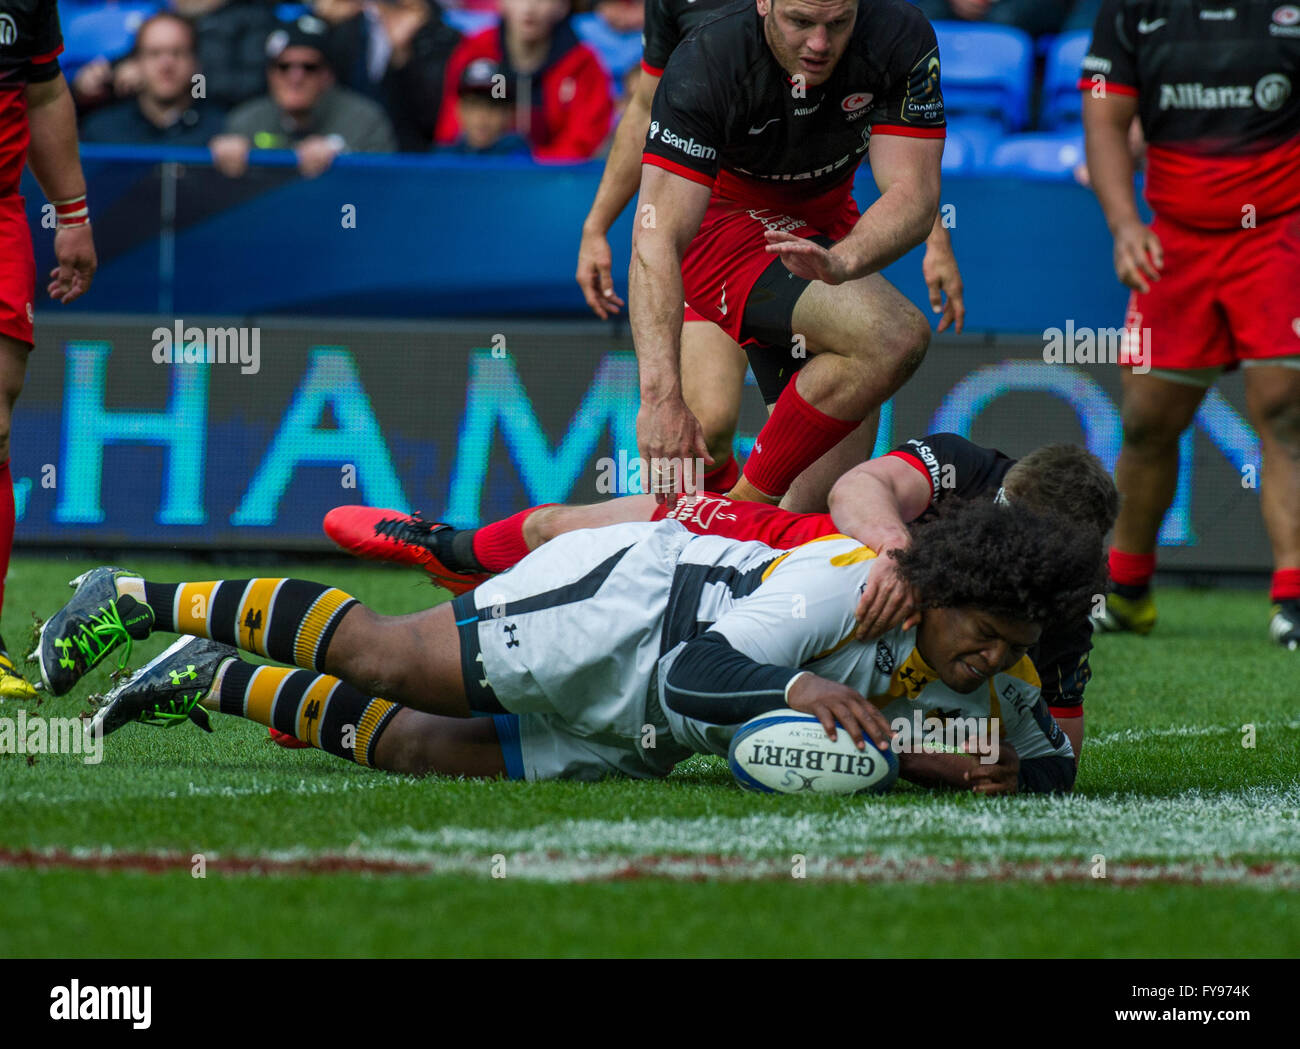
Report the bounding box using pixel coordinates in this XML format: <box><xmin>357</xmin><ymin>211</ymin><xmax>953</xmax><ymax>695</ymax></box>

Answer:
<box><xmin>841</xmin><ymin>91</ymin><xmax>874</xmax><ymax>117</ymax></box>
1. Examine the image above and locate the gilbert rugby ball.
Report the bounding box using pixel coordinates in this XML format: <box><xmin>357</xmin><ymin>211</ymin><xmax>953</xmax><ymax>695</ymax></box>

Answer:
<box><xmin>728</xmin><ymin>711</ymin><xmax>898</xmax><ymax>795</ymax></box>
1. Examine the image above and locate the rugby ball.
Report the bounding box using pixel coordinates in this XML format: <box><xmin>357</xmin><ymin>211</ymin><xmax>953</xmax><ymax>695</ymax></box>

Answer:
<box><xmin>728</xmin><ymin>711</ymin><xmax>898</xmax><ymax>795</ymax></box>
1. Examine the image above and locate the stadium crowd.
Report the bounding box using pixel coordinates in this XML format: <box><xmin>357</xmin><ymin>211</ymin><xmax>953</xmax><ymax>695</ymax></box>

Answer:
<box><xmin>67</xmin><ymin>0</ymin><xmax>1104</xmax><ymax>175</ymax></box>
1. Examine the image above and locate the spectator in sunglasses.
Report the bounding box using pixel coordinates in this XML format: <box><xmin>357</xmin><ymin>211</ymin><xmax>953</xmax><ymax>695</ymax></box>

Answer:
<box><xmin>210</xmin><ymin>16</ymin><xmax>397</xmax><ymax>178</ymax></box>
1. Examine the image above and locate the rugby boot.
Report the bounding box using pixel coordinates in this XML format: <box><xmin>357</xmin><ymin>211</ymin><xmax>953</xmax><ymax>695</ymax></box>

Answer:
<box><xmin>323</xmin><ymin>506</ymin><xmax>488</xmax><ymax>595</ymax></box>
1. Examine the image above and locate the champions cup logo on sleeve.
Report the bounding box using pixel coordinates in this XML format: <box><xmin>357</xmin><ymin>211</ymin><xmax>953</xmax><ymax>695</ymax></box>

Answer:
<box><xmin>1273</xmin><ymin>5</ymin><xmax>1300</xmax><ymax>31</ymax></box>
<box><xmin>901</xmin><ymin>51</ymin><xmax>942</xmax><ymax>122</ymax></box>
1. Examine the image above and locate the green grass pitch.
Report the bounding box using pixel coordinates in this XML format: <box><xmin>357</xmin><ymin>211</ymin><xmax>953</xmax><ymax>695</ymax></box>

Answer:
<box><xmin>0</xmin><ymin>553</ymin><xmax>1296</xmax><ymax>958</ymax></box>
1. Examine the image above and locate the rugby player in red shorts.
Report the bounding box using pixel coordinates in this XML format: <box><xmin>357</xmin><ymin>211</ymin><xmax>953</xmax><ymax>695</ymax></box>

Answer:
<box><xmin>323</xmin><ymin>436</ymin><xmax>1117</xmax><ymax>759</ymax></box>
<box><xmin>0</xmin><ymin>0</ymin><xmax>97</xmax><ymax>697</ymax></box>
<box><xmin>1081</xmin><ymin>0</ymin><xmax>1300</xmax><ymax>647</ymax></box>
<box><xmin>575</xmin><ymin>0</ymin><xmax>964</xmax><ymax>507</ymax></box>
<box><xmin>628</xmin><ymin>0</ymin><xmax>945</xmax><ymax>510</ymax></box>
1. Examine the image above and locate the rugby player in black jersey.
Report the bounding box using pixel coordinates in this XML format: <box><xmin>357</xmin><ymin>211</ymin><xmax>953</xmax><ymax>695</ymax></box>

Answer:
<box><xmin>576</xmin><ymin>0</ymin><xmax>964</xmax><ymax>509</ymax></box>
<box><xmin>628</xmin><ymin>0</ymin><xmax>948</xmax><ymax>513</ymax></box>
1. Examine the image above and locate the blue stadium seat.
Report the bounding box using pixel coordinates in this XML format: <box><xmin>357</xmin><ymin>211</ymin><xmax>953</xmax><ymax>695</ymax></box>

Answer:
<box><xmin>945</xmin><ymin>115</ymin><xmax>1005</xmax><ymax>165</ymax></box>
<box><xmin>1041</xmin><ymin>30</ymin><xmax>1093</xmax><ymax>129</ymax></box>
<box><xmin>932</xmin><ymin>22</ymin><xmax>1033</xmax><ymax>131</ymax></box>
<box><xmin>984</xmin><ymin>131</ymin><xmax>1085</xmax><ymax>178</ymax></box>
<box><xmin>572</xmin><ymin>13</ymin><xmax>643</xmax><ymax>80</ymax></box>
<box><xmin>442</xmin><ymin>10</ymin><xmax>499</xmax><ymax>37</ymax></box>
<box><xmin>275</xmin><ymin>4</ymin><xmax>311</xmax><ymax>22</ymax></box>
<box><xmin>62</xmin><ymin>3</ymin><xmax>159</xmax><ymax>68</ymax></box>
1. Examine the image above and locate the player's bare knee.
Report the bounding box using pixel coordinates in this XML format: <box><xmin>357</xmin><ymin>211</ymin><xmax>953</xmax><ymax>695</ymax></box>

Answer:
<box><xmin>332</xmin><ymin>606</ymin><xmax>399</xmax><ymax>695</ymax></box>
<box><xmin>524</xmin><ymin>505</ymin><xmax>561</xmax><ymax>546</ymax></box>
<box><xmin>881</xmin><ymin>304</ymin><xmax>930</xmax><ymax>389</ymax></box>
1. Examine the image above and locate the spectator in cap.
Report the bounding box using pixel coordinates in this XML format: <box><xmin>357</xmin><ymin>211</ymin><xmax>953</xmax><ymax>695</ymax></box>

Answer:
<box><xmin>436</xmin><ymin>0</ymin><xmax>614</xmax><ymax>161</ymax></box>
<box><xmin>79</xmin><ymin>13</ymin><xmax>226</xmax><ymax>145</ymax></box>
<box><xmin>442</xmin><ymin>58</ymin><xmax>531</xmax><ymax>155</ymax></box>
<box><xmin>210</xmin><ymin>16</ymin><xmax>398</xmax><ymax>178</ymax></box>
<box><xmin>310</xmin><ymin>0</ymin><xmax>462</xmax><ymax>153</ymax></box>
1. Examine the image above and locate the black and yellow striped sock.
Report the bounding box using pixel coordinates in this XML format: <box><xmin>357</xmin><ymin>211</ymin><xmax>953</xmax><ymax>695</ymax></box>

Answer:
<box><xmin>127</xmin><ymin>578</ymin><xmax>357</xmax><ymax>672</ymax></box>
<box><xmin>209</xmin><ymin>657</ymin><xmax>400</xmax><ymax>767</ymax></box>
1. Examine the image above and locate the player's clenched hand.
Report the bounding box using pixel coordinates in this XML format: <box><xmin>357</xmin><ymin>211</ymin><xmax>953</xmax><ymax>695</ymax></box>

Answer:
<box><xmin>47</xmin><ymin>224</ymin><xmax>96</xmax><ymax>304</ymax></box>
<box><xmin>577</xmin><ymin>227</ymin><xmax>625</xmax><ymax>319</ymax></box>
<box><xmin>964</xmin><ymin>738</ymin><xmax>1019</xmax><ymax>796</ymax></box>
<box><xmin>1112</xmin><ymin>218</ymin><xmax>1163</xmax><ymax>294</ymax></box>
<box><xmin>922</xmin><ymin>239</ymin><xmax>965</xmax><ymax>334</ymax></box>
<box><xmin>636</xmin><ymin>397</ymin><xmax>713</xmax><ymax>503</ymax></box>
<box><xmin>854</xmin><ymin>552</ymin><xmax>919</xmax><ymax>641</ymax></box>
<box><xmin>763</xmin><ymin>230</ymin><xmax>854</xmax><ymax>285</ymax></box>
<box><xmin>786</xmin><ymin>674</ymin><xmax>894</xmax><ymax>752</ymax></box>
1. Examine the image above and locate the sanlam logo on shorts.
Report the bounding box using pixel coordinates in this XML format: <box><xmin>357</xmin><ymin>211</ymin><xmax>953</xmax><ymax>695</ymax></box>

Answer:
<box><xmin>647</xmin><ymin>121</ymin><xmax>716</xmax><ymax>160</ymax></box>
<box><xmin>1158</xmin><ymin>75</ymin><xmax>1291</xmax><ymax>111</ymax></box>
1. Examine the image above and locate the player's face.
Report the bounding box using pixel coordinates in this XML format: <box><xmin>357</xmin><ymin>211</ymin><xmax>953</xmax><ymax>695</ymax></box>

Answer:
<box><xmin>916</xmin><ymin>608</ymin><xmax>1040</xmax><ymax>694</ymax></box>
<box><xmin>759</xmin><ymin>0</ymin><xmax>857</xmax><ymax>88</ymax></box>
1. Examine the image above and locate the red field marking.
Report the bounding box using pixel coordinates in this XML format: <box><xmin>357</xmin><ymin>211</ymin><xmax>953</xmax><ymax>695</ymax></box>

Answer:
<box><xmin>2</xmin><ymin>847</ymin><xmax>1296</xmax><ymax>887</ymax></box>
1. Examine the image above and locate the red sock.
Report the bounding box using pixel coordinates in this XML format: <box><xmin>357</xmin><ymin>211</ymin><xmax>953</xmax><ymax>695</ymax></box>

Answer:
<box><xmin>471</xmin><ymin>505</ymin><xmax>555</xmax><ymax>573</ymax></box>
<box><xmin>702</xmin><ymin>454</ymin><xmax>740</xmax><ymax>494</ymax></box>
<box><xmin>1108</xmin><ymin>547</ymin><xmax>1156</xmax><ymax>588</ymax></box>
<box><xmin>742</xmin><ymin>381</ymin><xmax>859</xmax><ymax>499</ymax></box>
<box><xmin>1270</xmin><ymin>568</ymin><xmax>1300</xmax><ymax>603</ymax></box>
<box><xmin>0</xmin><ymin>460</ymin><xmax>12</xmax><ymax>621</ymax></box>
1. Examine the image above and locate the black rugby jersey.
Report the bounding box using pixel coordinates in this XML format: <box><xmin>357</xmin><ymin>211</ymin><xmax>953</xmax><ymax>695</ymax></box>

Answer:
<box><xmin>641</xmin><ymin>0</ymin><xmax>746</xmax><ymax>75</ymax></box>
<box><xmin>0</xmin><ymin>0</ymin><xmax>63</xmax><ymax>196</ymax></box>
<box><xmin>642</xmin><ymin>0</ymin><xmax>944</xmax><ymax>192</ymax></box>
<box><xmin>1080</xmin><ymin>0</ymin><xmax>1300</xmax><ymax>225</ymax></box>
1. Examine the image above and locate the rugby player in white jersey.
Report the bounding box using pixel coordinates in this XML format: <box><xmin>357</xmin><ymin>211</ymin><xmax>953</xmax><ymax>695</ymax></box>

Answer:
<box><xmin>38</xmin><ymin>500</ymin><xmax>1100</xmax><ymax>795</ymax></box>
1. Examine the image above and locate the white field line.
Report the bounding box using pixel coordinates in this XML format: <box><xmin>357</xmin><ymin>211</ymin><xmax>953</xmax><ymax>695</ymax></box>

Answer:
<box><xmin>359</xmin><ymin>787</ymin><xmax>1300</xmax><ymax>864</ymax></box>
<box><xmin>7</xmin><ymin>717</ymin><xmax>1297</xmax><ymax>808</ymax></box>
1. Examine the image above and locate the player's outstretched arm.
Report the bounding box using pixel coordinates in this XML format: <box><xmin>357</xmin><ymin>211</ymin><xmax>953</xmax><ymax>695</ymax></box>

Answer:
<box><xmin>578</xmin><ymin>70</ymin><xmax>661</xmax><ymax>318</ymax></box>
<box><xmin>24</xmin><ymin>73</ymin><xmax>96</xmax><ymax>304</ymax></box>
<box><xmin>628</xmin><ymin>163</ymin><xmax>713</xmax><ymax>499</ymax></box>
<box><xmin>827</xmin><ymin>455</ymin><xmax>931</xmax><ymax>639</ymax></box>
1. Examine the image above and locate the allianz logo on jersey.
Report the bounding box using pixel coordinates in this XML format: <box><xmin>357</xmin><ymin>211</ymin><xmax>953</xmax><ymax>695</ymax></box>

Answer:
<box><xmin>1158</xmin><ymin>74</ymin><xmax>1291</xmax><ymax>112</ymax></box>
<box><xmin>646</xmin><ymin>121</ymin><xmax>716</xmax><ymax>160</ymax></box>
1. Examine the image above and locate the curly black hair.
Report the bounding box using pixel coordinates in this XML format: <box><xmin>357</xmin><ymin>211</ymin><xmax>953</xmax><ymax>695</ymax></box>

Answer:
<box><xmin>892</xmin><ymin>499</ymin><xmax>1107</xmax><ymax>627</ymax></box>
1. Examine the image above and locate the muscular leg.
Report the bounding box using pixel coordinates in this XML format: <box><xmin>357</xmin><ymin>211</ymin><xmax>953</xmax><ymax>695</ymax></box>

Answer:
<box><xmin>373</xmin><ymin>708</ymin><xmax>508</xmax><ymax>778</ymax></box>
<box><xmin>732</xmin><ymin>273</ymin><xmax>929</xmax><ymax>503</ymax></box>
<box><xmin>114</xmin><ymin>574</ymin><xmax>473</xmax><ymax>717</ymax></box>
<box><xmin>523</xmin><ymin>495</ymin><xmax>658</xmax><ymax>549</ymax></box>
<box><xmin>0</xmin><ymin>334</ymin><xmax>29</xmax><ymax>632</ymax></box>
<box><xmin>781</xmin><ymin>409</ymin><xmax>879</xmax><ymax>515</ymax></box>
<box><xmin>680</xmin><ymin>319</ymin><xmax>750</xmax><ymax>476</ymax></box>
<box><xmin>1243</xmin><ymin>365</ymin><xmax>1300</xmax><ymax>574</ymax></box>
<box><xmin>1112</xmin><ymin>371</ymin><xmax>1209</xmax><ymax>555</ymax></box>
